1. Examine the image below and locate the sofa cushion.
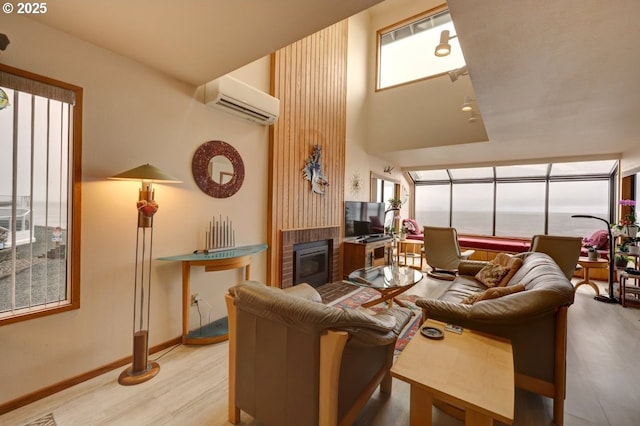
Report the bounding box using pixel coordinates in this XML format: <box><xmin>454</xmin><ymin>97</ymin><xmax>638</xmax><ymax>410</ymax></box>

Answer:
<box><xmin>403</xmin><ymin>218</ymin><xmax>421</xmax><ymax>235</ymax></box>
<box><xmin>458</xmin><ymin>235</ymin><xmax>531</xmax><ymax>253</ymax></box>
<box><xmin>475</xmin><ymin>262</ymin><xmax>510</xmax><ymax>288</ymax></box>
<box><xmin>492</xmin><ymin>253</ymin><xmax>524</xmax><ymax>286</ymax></box>
<box><xmin>438</xmin><ymin>276</ymin><xmax>486</xmax><ymax>303</ymax></box>
<box><xmin>462</xmin><ymin>283</ymin><xmax>526</xmax><ymax>304</ymax></box>
<box><xmin>582</xmin><ymin>229</ymin><xmax>609</xmax><ymax>250</ymax></box>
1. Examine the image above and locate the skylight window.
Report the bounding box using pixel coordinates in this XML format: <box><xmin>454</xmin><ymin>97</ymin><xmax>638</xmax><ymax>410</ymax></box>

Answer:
<box><xmin>377</xmin><ymin>7</ymin><xmax>466</xmax><ymax>90</ymax></box>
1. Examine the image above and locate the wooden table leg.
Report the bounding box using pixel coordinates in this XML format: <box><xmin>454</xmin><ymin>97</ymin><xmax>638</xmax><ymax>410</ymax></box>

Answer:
<box><xmin>410</xmin><ymin>385</ymin><xmax>432</xmax><ymax>426</ymax></box>
<box><xmin>574</xmin><ymin>266</ymin><xmax>601</xmax><ymax>295</ymax></box>
<box><xmin>181</xmin><ymin>262</ymin><xmax>191</xmax><ymax>344</ymax></box>
<box><xmin>466</xmin><ymin>410</ymin><xmax>493</xmax><ymax>426</ymax></box>
<box><xmin>361</xmin><ymin>285</ymin><xmax>415</xmax><ymax>308</ymax></box>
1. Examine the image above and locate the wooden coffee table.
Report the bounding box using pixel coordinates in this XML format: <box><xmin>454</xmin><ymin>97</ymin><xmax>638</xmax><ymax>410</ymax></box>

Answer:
<box><xmin>391</xmin><ymin>319</ymin><xmax>514</xmax><ymax>426</ymax></box>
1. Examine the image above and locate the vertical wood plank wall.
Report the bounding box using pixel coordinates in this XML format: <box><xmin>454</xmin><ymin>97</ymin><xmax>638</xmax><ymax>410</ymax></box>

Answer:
<box><xmin>267</xmin><ymin>21</ymin><xmax>348</xmax><ymax>286</ymax></box>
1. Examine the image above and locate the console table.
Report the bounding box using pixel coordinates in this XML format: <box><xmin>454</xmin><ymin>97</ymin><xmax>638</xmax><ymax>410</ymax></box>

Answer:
<box><xmin>158</xmin><ymin>243</ymin><xmax>267</xmax><ymax>345</ymax></box>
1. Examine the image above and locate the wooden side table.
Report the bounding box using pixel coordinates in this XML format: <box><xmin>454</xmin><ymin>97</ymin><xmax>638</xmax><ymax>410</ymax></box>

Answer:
<box><xmin>396</xmin><ymin>239</ymin><xmax>424</xmax><ymax>270</ymax></box>
<box><xmin>575</xmin><ymin>257</ymin><xmax>608</xmax><ymax>295</ymax></box>
<box><xmin>619</xmin><ymin>271</ymin><xmax>640</xmax><ymax>307</ymax></box>
<box><xmin>391</xmin><ymin>319</ymin><xmax>514</xmax><ymax>426</ymax></box>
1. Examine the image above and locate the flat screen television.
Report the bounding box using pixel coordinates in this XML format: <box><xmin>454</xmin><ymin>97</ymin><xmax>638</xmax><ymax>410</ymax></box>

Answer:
<box><xmin>344</xmin><ymin>201</ymin><xmax>387</xmax><ymax>238</ymax></box>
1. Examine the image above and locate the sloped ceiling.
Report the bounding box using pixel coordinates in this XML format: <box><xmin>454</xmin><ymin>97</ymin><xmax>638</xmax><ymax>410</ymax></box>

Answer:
<box><xmin>377</xmin><ymin>0</ymin><xmax>640</xmax><ymax>169</ymax></box>
<box><xmin>28</xmin><ymin>0</ymin><xmax>384</xmax><ymax>85</ymax></box>
<box><xmin>23</xmin><ymin>0</ymin><xmax>640</xmax><ymax>170</ymax></box>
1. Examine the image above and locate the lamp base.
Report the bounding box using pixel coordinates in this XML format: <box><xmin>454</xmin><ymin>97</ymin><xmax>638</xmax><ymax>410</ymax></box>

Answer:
<box><xmin>118</xmin><ymin>361</ymin><xmax>160</xmax><ymax>386</ymax></box>
<box><xmin>118</xmin><ymin>330</ymin><xmax>160</xmax><ymax>385</ymax></box>
<box><xmin>594</xmin><ymin>294</ymin><xmax>618</xmax><ymax>304</ymax></box>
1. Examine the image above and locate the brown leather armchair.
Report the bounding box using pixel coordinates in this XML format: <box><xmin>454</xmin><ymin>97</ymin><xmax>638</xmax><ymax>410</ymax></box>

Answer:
<box><xmin>530</xmin><ymin>234</ymin><xmax>582</xmax><ymax>280</ymax></box>
<box><xmin>423</xmin><ymin>226</ymin><xmax>475</xmax><ymax>279</ymax></box>
<box><xmin>225</xmin><ymin>281</ymin><xmax>412</xmax><ymax>426</ymax></box>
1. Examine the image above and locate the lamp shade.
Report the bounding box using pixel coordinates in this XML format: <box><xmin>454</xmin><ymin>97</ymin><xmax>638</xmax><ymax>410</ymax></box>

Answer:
<box><xmin>109</xmin><ymin>163</ymin><xmax>182</xmax><ymax>183</ymax></box>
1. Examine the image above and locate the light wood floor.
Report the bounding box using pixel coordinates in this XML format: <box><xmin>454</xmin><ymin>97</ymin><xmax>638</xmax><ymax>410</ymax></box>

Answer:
<box><xmin>2</xmin><ymin>278</ymin><xmax>640</xmax><ymax>426</ymax></box>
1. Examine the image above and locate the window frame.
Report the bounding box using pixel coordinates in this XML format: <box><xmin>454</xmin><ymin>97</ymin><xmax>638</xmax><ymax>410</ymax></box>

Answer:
<box><xmin>375</xmin><ymin>3</ymin><xmax>462</xmax><ymax>92</ymax></box>
<box><xmin>410</xmin><ymin>160</ymin><xmax>618</xmax><ymax>237</ymax></box>
<box><xmin>0</xmin><ymin>63</ymin><xmax>82</xmax><ymax>326</ymax></box>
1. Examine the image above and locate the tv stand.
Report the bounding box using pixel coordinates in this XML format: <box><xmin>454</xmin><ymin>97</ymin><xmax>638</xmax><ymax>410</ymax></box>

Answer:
<box><xmin>343</xmin><ymin>239</ymin><xmax>392</xmax><ymax>278</ymax></box>
<box><xmin>361</xmin><ymin>234</ymin><xmax>391</xmax><ymax>243</ymax></box>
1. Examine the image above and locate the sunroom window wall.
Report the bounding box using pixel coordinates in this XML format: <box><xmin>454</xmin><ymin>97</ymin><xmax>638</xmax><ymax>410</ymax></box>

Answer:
<box><xmin>411</xmin><ymin>161</ymin><xmax>617</xmax><ymax>239</ymax></box>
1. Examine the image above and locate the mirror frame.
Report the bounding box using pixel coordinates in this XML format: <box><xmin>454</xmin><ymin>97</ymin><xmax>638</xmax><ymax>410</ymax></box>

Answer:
<box><xmin>370</xmin><ymin>171</ymin><xmax>400</xmax><ymax>202</ymax></box>
<box><xmin>192</xmin><ymin>140</ymin><xmax>245</xmax><ymax>198</ymax></box>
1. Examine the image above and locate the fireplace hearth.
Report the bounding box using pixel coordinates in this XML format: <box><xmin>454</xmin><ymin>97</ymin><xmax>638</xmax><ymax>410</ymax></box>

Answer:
<box><xmin>293</xmin><ymin>240</ymin><xmax>330</xmax><ymax>288</ymax></box>
<box><xmin>281</xmin><ymin>226</ymin><xmax>340</xmax><ymax>288</ymax></box>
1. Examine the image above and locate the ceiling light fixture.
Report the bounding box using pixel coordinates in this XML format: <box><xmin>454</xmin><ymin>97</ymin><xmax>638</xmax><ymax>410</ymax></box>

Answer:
<box><xmin>434</xmin><ymin>30</ymin><xmax>457</xmax><ymax>57</ymax></box>
<box><xmin>468</xmin><ymin>111</ymin><xmax>480</xmax><ymax>124</ymax></box>
<box><xmin>461</xmin><ymin>96</ymin><xmax>475</xmax><ymax>112</ymax></box>
<box><xmin>448</xmin><ymin>66</ymin><xmax>468</xmax><ymax>82</ymax></box>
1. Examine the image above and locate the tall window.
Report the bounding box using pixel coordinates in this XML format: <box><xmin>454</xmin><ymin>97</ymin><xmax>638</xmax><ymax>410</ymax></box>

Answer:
<box><xmin>377</xmin><ymin>5</ymin><xmax>466</xmax><ymax>90</ymax></box>
<box><xmin>415</xmin><ymin>184</ymin><xmax>449</xmax><ymax>227</ymax></box>
<box><xmin>495</xmin><ymin>182</ymin><xmax>546</xmax><ymax>237</ymax></box>
<box><xmin>548</xmin><ymin>180</ymin><xmax>609</xmax><ymax>237</ymax></box>
<box><xmin>452</xmin><ymin>183</ymin><xmax>493</xmax><ymax>235</ymax></box>
<box><xmin>410</xmin><ymin>160</ymin><xmax>617</xmax><ymax>238</ymax></box>
<box><xmin>0</xmin><ymin>64</ymin><xmax>82</xmax><ymax>325</ymax></box>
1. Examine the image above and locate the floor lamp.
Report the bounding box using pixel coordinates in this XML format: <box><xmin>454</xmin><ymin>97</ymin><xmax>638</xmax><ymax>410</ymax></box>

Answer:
<box><xmin>109</xmin><ymin>164</ymin><xmax>181</xmax><ymax>385</ymax></box>
<box><xmin>571</xmin><ymin>214</ymin><xmax>617</xmax><ymax>303</ymax></box>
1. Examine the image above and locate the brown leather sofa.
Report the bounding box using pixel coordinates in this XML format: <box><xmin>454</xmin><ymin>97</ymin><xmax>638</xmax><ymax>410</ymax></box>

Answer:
<box><xmin>415</xmin><ymin>252</ymin><xmax>575</xmax><ymax>426</ymax></box>
<box><xmin>225</xmin><ymin>281</ymin><xmax>412</xmax><ymax>426</ymax></box>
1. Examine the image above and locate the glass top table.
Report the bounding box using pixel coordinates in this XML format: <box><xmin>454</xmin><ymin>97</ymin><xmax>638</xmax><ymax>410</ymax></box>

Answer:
<box><xmin>347</xmin><ymin>265</ymin><xmax>423</xmax><ymax>308</ymax></box>
<box><xmin>158</xmin><ymin>243</ymin><xmax>267</xmax><ymax>345</ymax></box>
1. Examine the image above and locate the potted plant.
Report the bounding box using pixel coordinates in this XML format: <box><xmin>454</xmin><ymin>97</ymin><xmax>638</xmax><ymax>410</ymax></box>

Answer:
<box><xmin>388</xmin><ymin>197</ymin><xmax>402</xmax><ymax>210</ymax></box>
<box><xmin>399</xmin><ymin>225</ymin><xmax>408</xmax><ymax>240</ymax></box>
<box><xmin>618</xmin><ymin>199</ymin><xmax>638</xmax><ymax>237</ymax></box>
<box><xmin>615</xmin><ymin>254</ymin><xmax>631</xmax><ymax>268</ymax></box>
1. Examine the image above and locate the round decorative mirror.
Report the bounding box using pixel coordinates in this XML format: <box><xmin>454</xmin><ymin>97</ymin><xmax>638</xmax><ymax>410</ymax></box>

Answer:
<box><xmin>209</xmin><ymin>155</ymin><xmax>234</xmax><ymax>185</ymax></box>
<box><xmin>192</xmin><ymin>140</ymin><xmax>245</xmax><ymax>198</ymax></box>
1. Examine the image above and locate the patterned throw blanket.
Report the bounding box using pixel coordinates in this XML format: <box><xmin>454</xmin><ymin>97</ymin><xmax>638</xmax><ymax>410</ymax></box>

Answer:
<box><xmin>328</xmin><ymin>286</ymin><xmax>423</xmax><ymax>355</ymax></box>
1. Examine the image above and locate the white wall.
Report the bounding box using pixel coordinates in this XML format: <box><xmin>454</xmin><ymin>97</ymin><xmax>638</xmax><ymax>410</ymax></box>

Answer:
<box><xmin>0</xmin><ymin>15</ymin><xmax>270</xmax><ymax>404</ymax></box>
<box><xmin>621</xmin><ymin>145</ymin><xmax>640</xmax><ymax>176</ymax></box>
<box><xmin>345</xmin><ymin>12</ymin><xmax>410</xmax><ymax>219</ymax></box>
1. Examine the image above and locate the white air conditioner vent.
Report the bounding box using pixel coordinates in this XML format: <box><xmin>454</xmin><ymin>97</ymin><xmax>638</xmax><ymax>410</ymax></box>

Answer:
<box><xmin>203</xmin><ymin>75</ymin><xmax>280</xmax><ymax>125</ymax></box>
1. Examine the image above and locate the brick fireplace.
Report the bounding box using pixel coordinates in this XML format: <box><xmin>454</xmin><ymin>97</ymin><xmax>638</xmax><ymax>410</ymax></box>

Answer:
<box><xmin>281</xmin><ymin>226</ymin><xmax>341</xmax><ymax>288</ymax></box>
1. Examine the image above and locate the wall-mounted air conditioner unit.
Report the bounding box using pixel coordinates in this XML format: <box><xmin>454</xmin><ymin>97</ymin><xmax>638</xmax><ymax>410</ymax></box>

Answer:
<box><xmin>203</xmin><ymin>75</ymin><xmax>280</xmax><ymax>125</ymax></box>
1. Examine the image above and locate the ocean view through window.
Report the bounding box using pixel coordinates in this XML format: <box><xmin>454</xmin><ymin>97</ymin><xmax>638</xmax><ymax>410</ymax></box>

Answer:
<box><xmin>411</xmin><ymin>161</ymin><xmax>617</xmax><ymax>239</ymax></box>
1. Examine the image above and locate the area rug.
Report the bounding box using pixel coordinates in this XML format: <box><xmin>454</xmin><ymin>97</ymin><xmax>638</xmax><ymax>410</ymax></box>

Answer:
<box><xmin>329</xmin><ymin>286</ymin><xmax>423</xmax><ymax>356</ymax></box>
<box><xmin>23</xmin><ymin>413</ymin><xmax>56</xmax><ymax>426</ymax></box>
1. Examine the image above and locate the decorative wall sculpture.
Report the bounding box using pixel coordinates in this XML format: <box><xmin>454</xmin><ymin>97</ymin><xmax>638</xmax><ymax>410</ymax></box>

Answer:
<box><xmin>302</xmin><ymin>144</ymin><xmax>329</xmax><ymax>195</ymax></box>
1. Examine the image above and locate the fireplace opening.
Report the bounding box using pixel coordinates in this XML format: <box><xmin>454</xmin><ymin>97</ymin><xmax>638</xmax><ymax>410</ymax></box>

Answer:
<box><xmin>293</xmin><ymin>240</ymin><xmax>330</xmax><ymax>288</ymax></box>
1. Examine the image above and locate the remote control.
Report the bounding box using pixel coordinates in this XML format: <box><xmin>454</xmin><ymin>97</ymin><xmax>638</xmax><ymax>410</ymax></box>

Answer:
<box><xmin>445</xmin><ymin>323</ymin><xmax>463</xmax><ymax>334</ymax></box>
